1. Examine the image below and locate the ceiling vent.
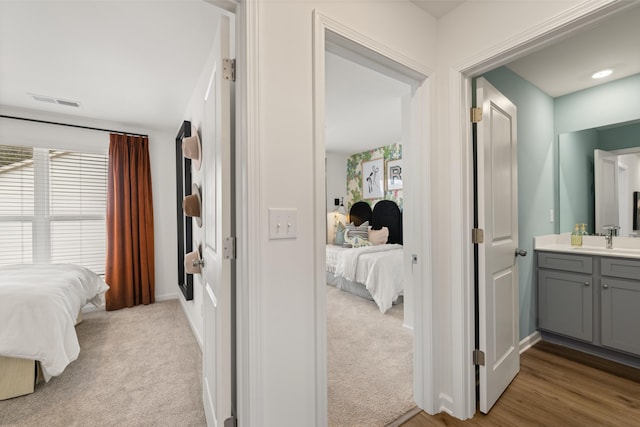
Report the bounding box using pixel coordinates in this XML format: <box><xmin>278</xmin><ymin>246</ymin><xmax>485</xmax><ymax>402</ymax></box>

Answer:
<box><xmin>29</xmin><ymin>93</ymin><xmax>80</xmax><ymax>108</ymax></box>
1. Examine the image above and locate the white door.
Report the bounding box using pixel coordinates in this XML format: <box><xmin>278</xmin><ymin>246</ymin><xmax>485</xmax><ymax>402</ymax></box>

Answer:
<box><xmin>475</xmin><ymin>77</ymin><xmax>520</xmax><ymax>413</ymax></box>
<box><xmin>595</xmin><ymin>149</ymin><xmax>619</xmax><ymax>234</ymax></box>
<box><xmin>618</xmin><ymin>163</ymin><xmax>629</xmax><ymax>236</ymax></box>
<box><xmin>202</xmin><ymin>15</ymin><xmax>234</xmax><ymax>427</ymax></box>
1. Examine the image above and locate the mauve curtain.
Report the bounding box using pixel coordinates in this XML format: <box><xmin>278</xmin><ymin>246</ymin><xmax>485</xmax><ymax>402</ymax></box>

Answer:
<box><xmin>105</xmin><ymin>133</ymin><xmax>155</xmax><ymax>311</ymax></box>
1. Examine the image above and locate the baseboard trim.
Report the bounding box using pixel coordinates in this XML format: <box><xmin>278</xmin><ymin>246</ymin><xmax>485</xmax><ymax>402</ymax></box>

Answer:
<box><xmin>81</xmin><ymin>293</ymin><xmax>179</xmax><ymax>313</ymax></box>
<box><xmin>156</xmin><ymin>293</ymin><xmax>178</xmax><ymax>302</ymax></box>
<box><xmin>520</xmin><ymin>331</ymin><xmax>541</xmax><ymax>354</ymax></box>
<box><xmin>178</xmin><ymin>296</ymin><xmax>203</xmax><ymax>351</ymax></box>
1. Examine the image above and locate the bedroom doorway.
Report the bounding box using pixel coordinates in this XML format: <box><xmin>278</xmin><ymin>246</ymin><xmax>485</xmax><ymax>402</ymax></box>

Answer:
<box><xmin>324</xmin><ymin>46</ymin><xmax>413</xmax><ymax>426</ymax></box>
<box><xmin>313</xmin><ymin>12</ymin><xmax>434</xmax><ymax>425</ymax></box>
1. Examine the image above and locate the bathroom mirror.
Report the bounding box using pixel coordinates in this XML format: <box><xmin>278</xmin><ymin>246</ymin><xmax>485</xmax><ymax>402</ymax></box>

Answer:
<box><xmin>558</xmin><ymin>120</ymin><xmax>640</xmax><ymax>236</ymax></box>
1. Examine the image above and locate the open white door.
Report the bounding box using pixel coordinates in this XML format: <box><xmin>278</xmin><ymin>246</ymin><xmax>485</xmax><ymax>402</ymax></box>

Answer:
<box><xmin>202</xmin><ymin>15</ymin><xmax>234</xmax><ymax>427</ymax></box>
<box><xmin>475</xmin><ymin>77</ymin><xmax>520</xmax><ymax>413</ymax></box>
<box><xmin>594</xmin><ymin>149</ymin><xmax>619</xmax><ymax>234</ymax></box>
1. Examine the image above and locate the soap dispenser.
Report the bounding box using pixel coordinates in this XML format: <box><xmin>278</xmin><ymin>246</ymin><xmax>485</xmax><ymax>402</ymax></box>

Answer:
<box><xmin>580</xmin><ymin>223</ymin><xmax>588</xmax><ymax>236</ymax></box>
<box><xmin>571</xmin><ymin>224</ymin><xmax>582</xmax><ymax>247</ymax></box>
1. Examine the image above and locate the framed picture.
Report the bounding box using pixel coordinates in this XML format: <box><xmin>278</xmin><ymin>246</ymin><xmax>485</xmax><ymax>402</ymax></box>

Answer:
<box><xmin>362</xmin><ymin>158</ymin><xmax>384</xmax><ymax>199</ymax></box>
<box><xmin>386</xmin><ymin>159</ymin><xmax>403</xmax><ymax>190</ymax></box>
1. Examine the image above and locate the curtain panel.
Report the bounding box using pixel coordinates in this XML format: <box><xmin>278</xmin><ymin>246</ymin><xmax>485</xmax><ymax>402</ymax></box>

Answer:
<box><xmin>105</xmin><ymin>134</ymin><xmax>155</xmax><ymax>310</ymax></box>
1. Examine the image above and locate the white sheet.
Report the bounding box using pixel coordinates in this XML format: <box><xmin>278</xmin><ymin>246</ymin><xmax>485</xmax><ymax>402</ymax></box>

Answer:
<box><xmin>327</xmin><ymin>244</ymin><xmax>403</xmax><ymax>313</ymax></box>
<box><xmin>0</xmin><ymin>264</ymin><xmax>109</xmax><ymax>381</ymax></box>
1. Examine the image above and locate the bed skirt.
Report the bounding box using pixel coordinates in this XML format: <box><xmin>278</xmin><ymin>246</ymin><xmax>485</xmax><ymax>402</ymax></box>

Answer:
<box><xmin>326</xmin><ymin>271</ymin><xmax>375</xmax><ymax>301</ymax></box>
<box><xmin>0</xmin><ymin>310</ymin><xmax>83</xmax><ymax>400</ymax></box>
<box><xmin>326</xmin><ymin>271</ymin><xmax>403</xmax><ymax>307</ymax></box>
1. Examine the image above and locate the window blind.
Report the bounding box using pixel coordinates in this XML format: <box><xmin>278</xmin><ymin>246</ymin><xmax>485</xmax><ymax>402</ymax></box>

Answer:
<box><xmin>0</xmin><ymin>145</ymin><xmax>107</xmax><ymax>274</ymax></box>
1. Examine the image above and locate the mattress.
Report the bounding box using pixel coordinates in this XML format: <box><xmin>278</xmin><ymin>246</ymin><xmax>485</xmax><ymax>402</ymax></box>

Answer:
<box><xmin>0</xmin><ymin>264</ymin><xmax>109</xmax><ymax>381</ymax></box>
<box><xmin>326</xmin><ymin>244</ymin><xmax>403</xmax><ymax>313</ymax></box>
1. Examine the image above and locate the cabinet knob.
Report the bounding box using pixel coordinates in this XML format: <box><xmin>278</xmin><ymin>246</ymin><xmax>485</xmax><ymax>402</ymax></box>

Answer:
<box><xmin>584</xmin><ymin>282</ymin><xmax>590</xmax><ymax>287</ymax></box>
<box><xmin>602</xmin><ymin>283</ymin><xmax>609</xmax><ymax>289</ymax></box>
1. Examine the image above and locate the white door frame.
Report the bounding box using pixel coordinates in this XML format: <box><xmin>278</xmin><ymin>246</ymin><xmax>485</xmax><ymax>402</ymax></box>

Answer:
<box><xmin>203</xmin><ymin>0</ymin><xmax>265</xmax><ymax>425</ymax></box>
<box><xmin>452</xmin><ymin>0</ymin><xmax>630</xmax><ymax>420</ymax></box>
<box><xmin>312</xmin><ymin>11</ymin><xmax>434</xmax><ymax>424</ymax></box>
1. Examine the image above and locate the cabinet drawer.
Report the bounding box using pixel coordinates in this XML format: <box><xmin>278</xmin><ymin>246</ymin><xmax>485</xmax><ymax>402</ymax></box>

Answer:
<box><xmin>538</xmin><ymin>251</ymin><xmax>592</xmax><ymax>274</ymax></box>
<box><xmin>601</xmin><ymin>257</ymin><xmax>640</xmax><ymax>280</ymax></box>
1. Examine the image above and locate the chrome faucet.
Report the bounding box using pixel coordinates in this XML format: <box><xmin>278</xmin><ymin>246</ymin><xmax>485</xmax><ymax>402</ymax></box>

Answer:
<box><xmin>603</xmin><ymin>225</ymin><xmax>620</xmax><ymax>249</ymax></box>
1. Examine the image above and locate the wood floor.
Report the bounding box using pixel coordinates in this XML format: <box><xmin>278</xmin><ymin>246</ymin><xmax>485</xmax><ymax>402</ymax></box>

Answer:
<box><xmin>400</xmin><ymin>341</ymin><xmax>640</xmax><ymax>426</ymax></box>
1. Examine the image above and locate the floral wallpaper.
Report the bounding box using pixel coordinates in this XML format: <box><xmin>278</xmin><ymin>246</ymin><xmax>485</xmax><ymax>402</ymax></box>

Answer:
<box><xmin>346</xmin><ymin>143</ymin><xmax>402</xmax><ymax>211</ymax></box>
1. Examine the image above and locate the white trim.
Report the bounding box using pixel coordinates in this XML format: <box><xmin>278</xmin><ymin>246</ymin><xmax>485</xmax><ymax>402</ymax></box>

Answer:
<box><xmin>520</xmin><ymin>331</ymin><xmax>542</xmax><ymax>354</ymax></box>
<box><xmin>80</xmin><ymin>294</ymin><xmax>177</xmax><ymax>315</ymax></box>
<box><xmin>179</xmin><ymin>296</ymin><xmax>203</xmax><ymax>350</ymax></box>
<box><xmin>452</xmin><ymin>0</ymin><xmax>628</xmax><ymax>420</ymax></box>
<box><xmin>312</xmin><ymin>10</ymin><xmax>434</xmax><ymax>424</ymax></box>
<box><xmin>156</xmin><ymin>293</ymin><xmax>179</xmax><ymax>302</ymax></box>
<box><xmin>312</xmin><ymin>13</ymin><xmax>328</xmax><ymax>425</ymax></box>
<box><xmin>236</xmin><ymin>0</ymin><xmax>262</xmax><ymax>425</ymax></box>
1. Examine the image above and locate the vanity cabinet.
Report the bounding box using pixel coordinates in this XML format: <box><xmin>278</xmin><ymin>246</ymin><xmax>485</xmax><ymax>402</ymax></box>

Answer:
<box><xmin>537</xmin><ymin>252</ymin><xmax>593</xmax><ymax>342</ymax></box>
<box><xmin>537</xmin><ymin>251</ymin><xmax>640</xmax><ymax>362</ymax></box>
<box><xmin>600</xmin><ymin>258</ymin><xmax>640</xmax><ymax>355</ymax></box>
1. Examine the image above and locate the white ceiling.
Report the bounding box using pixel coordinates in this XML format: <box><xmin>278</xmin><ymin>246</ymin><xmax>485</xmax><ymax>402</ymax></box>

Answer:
<box><xmin>325</xmin><ymin>52</ymin><xmax>411</xmax><ymax>154</ymax></box>
<box><xmin>326</xmin><ymin>2</ymin><xmax>640</xmax><ymax>155</ymax></box>
<box><xmin>1</xmin><ymin>0</ymin><xmax>638</xmax><ymax>151</ymax></box>
<box><xmin>505</xmin><ymin>4</ymin><xmax>640</xmax><ymax>97</ymax></box>
<box><xmin>411</xmin><ymin>0</ymin><xmax>464</xmax><ymax>18</ymax></box>
<box><xmin>0</xmin><ymin>1</ymin><xmax>221</xmax><ymax>133</ymax></box>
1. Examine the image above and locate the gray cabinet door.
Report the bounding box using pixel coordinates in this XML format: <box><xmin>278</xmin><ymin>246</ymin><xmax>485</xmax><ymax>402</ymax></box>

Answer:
<box><xmin>538</xmin><ymin>269</ymin><xmax>593</xmax><ymax>342</ymax></box>
<box><xmin>601</xmin><ymin>277</ymin><xmax>640</xmax><ymax>356</ymax></box>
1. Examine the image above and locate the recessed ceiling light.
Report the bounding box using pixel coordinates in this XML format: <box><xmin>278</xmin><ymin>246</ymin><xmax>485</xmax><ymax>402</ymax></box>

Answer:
<box><xmin>592</xmin><ymin>69</ymin><xmax>613</xmax><ymax>79</ymax></box>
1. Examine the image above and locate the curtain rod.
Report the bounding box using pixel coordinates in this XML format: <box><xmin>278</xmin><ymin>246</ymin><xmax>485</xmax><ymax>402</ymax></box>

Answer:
<box><xmin>0</xmin><ymin>114</ymin><xmax>149</xmax><ymax>138</ymax></box>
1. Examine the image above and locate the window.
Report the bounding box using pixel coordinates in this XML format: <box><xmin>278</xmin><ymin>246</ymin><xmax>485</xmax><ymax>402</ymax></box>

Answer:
<box><xmin>0</xmin><ymin>144</ymin><xmax>107</xmax><ymax>274</ymax></box>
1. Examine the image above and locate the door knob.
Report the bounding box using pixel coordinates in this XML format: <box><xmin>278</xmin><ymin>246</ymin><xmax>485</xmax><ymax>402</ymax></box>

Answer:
<box><xmin>192</xmin><ymin>258</ymin><xmax>205</xmax><ymax>267</ymax></box>
<box><xmin>515</xmin><ymin>249</ymin><xmax>527</xmax><ymax>257</ymax></box>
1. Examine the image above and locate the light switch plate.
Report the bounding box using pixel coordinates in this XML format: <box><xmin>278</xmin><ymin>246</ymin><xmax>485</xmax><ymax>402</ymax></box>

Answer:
<box><xmin>269</xmin><ymin>208</ymin><xmax>297</xmax><ymax>240</ymax></box>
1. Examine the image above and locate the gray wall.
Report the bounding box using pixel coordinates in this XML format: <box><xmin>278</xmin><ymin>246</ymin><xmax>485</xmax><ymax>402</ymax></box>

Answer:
<box><xmin>554</xmin><ymin>74</ymin><xmax>640</xmax><ymax>135</ymax></box>
<box><xmin>558</xmin><ymin>129</ymin><xmax>597</xmax><ymax>234</ymax></box>
<box><xmin>556</xmin><ymin>75</ymin><xmax>640</xmax><ymax>234</ymax></box>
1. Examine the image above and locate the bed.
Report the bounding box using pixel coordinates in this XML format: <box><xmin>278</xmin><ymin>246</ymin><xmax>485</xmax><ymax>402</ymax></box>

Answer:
<box><xmin>326</xmin><ymin>200</ymin><xmax>404</xmax><ymax>313</ymax></box>
<box><xmin>0</xmin><ymin>263</ymin><xmax>109</xmax><ymax>400</ymax></box>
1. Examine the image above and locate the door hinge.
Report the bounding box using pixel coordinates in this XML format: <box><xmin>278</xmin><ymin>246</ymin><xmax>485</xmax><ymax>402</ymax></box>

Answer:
<box><xmin>473</xmin><ymin>349</ymin><xmax>485</xmax><ymax>366</ymax></box>
<box><xmin>223</xmin><ymin>58</ymin><xmax>236</xmax><ymax>82</ymax></box>
<box><xmin>472</xmin><ymin>228</ymin><xmax>484</xmax><ymax>244</ymax></box>
<box><xmin>471</xmin><ymin>107</ymin><xmax>482</xmax><ymax>123</ymax></box>
<box><xmin>223</xmin><ymin>237</ymin><xmax>236</xmax><ymax>260</ymax></box>
<box><xmin>224</xmin><ymin>416</ymin><xmax>237</xmax><ymax>427</ymax></box>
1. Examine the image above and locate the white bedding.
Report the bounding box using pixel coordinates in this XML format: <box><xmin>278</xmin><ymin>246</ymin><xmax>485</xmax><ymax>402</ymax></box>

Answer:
<box><xmin>0</xmin><ymin>264</ymin><xmax>109</xmax><ymax>381</ymax></box>
<box><xmin>327</xmin><ymin>244</ymin><xmax>403</xmax><ymax>313</ymax></box>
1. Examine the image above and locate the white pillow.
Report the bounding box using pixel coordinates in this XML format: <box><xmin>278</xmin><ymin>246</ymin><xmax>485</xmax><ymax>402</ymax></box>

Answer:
<box><xmin>345</xmin><ymin>221</ymin><xmax>369</xmax><ymax>240</ymax></box>
<box><xmin>368</xmin><ymin>227</ymin><xmax>389</xmax><ymax>245</ymax></box>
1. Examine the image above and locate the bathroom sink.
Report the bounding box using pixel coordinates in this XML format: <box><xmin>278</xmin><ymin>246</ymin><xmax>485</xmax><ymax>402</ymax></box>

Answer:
<box><xmin>570</xmin><ymin>246</ymin><xmax>640</xmax><ymax>257</ymax></box>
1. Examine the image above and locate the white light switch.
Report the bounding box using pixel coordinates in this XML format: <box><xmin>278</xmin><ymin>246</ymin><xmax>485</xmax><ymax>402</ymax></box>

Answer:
<box><xmin>549</xmin><ymin>209</ymin><xmax>554</xmax><ymax>223</ymax></box>
<box><xmin>269</xmin><ymin>208</ymin><xmax>297</xmax><ymax>240</ymax></box>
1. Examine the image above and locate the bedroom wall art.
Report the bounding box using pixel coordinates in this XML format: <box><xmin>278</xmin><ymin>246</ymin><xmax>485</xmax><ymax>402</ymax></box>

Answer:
<box><xmin>362</xmin><ymin>158</ymin><xmax>384</xmax><ymax>199</ymax></box>
<box><xmin>346</xmin><ymin>143</ymin><xmax>402</xmax><ymax>211</ymax></box>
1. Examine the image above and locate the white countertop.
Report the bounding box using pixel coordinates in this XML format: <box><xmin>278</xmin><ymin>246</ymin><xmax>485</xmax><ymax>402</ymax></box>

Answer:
<box><xmin>534</xmin><ymin>234</ymin><xmax>640</xmax><ymax>259</ymax></box>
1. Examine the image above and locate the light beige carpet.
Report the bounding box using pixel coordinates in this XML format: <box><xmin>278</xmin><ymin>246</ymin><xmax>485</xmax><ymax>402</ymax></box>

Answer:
<box><xmin>327</xmin><ymin>285</ymin><xmax>414</xmax><ymax>427</ymax></box>
<box><xmin>0</xmin><ymin>300</ymin><xmax>205</xmax><ymax>427</ymax></box>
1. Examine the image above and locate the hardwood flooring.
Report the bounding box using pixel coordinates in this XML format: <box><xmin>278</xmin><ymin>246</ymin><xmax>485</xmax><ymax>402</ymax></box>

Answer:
<box><xmin>400</xmin><ymin>341</ymin><xmax>640</xmax><ymax>426</ymax></box>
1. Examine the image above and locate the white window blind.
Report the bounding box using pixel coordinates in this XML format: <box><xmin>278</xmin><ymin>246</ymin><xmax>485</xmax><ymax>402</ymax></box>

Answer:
<box><xmin>0</xmin><ymin>144</ymin><xmax>107</xmax><ymax>274</ymax></box>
